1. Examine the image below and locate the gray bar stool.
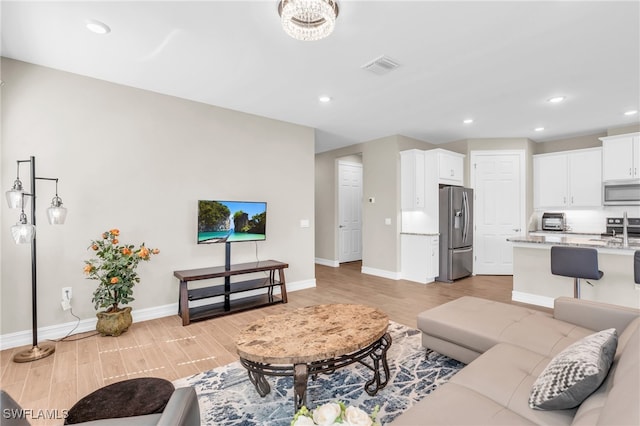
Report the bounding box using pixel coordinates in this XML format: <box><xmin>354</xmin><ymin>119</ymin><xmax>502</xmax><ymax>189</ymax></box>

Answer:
<box><xmin>634</xmin><ymin>251</ymin><xmax>640</xmax><ymax>284</ymax></box>
<box><xmin>550</xmin><ymin>246</ymin><xmax>603</xmax><ymax>298</ymax></box>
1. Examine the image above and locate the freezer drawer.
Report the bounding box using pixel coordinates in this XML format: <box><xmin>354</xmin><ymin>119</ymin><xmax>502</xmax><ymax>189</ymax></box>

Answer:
<box><xmin>438</xmin><ymin>246</ymin><xmax>473</xmax><ymax>282</ymax></box>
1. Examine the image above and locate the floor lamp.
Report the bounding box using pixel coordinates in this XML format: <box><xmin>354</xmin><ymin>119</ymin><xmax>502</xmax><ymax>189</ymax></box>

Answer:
<box><xmin>6</xmin><ymin>156</ymin><xmax>67</xmax><ymax>363</ymax></box>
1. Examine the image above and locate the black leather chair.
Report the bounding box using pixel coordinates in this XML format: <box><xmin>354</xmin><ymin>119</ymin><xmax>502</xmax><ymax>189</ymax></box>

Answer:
<box><xmin>550</xmin><ymin>246</ymin><xmax>604</xmax><ymax>299</ymax></box>
<box><xmin>634</xmin><ymin>250</ymin><xmax>640</xmax><ymax>284</ymax></box>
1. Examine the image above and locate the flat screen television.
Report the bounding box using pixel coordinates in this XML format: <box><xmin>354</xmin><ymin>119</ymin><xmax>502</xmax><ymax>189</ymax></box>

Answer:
<box><xmin>197</xmin><ymin>200</ymin><xmax>266</xmax><ymax>244</ymax></box>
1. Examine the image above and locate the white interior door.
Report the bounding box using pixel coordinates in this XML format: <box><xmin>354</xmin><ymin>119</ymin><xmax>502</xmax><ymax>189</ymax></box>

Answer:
<box><xmin>471</xmin><ymin>151</ymin><xmax>525</xmax><ymax>275</ymax></box>
<box><xmin>338</xmin><ymin>161</ymin><xmax>363</xmax><ymax>263</ymax></box>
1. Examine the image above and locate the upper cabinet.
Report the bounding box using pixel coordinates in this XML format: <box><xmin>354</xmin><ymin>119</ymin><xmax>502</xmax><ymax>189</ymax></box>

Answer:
<box><xmin>400</xmin><ymin>150</ymin><xmax>425</xmax><ymax>210</ymax></box>
<box><xmin>400</xmin><ymin>148</ymin><xmax>463</xmax><ymax>233</ymax></box>
<box><xmin>534</xmin><ymin>148</ymin><xmax>602</xmax><ymax>209</ymax></box>
<box><xmin>425</xmin><ymin>149</ymin><xmax>465</xmax><ymax>186</ymax></box>
<box><xmin>600</xmin><ymin>133</ymin><xmax>640</xmax><ymax>181</ymax></box>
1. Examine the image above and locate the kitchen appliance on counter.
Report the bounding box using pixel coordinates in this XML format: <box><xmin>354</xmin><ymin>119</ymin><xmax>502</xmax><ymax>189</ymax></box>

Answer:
<box><xmin>605</xmin><ymin>217</ymin><xmax>640</xmax><ymax>238</ymax></box>
<box><xmin>436</xmin><ymin>186</ymin><xmax>473</xmax><ymax>283</ymax></box>
<box><xmin>541</xmin><ymin>212</ymin><xmax>567</xmax><ymax>231</ymax></box>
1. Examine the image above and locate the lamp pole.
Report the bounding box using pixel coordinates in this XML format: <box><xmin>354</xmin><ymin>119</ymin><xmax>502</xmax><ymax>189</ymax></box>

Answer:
<box><xmin>11</xmin><ymin>156</ymin><xmax>65</xmax><ymax>363</ymax></box>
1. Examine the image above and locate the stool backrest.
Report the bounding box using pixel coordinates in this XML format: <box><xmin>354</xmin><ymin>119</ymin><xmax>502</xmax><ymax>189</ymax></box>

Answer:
<box><xmin>550</xmin><ymin>246</ymin><xmax>602</xmax><ymax>280</ymax></box>
<box><xmin>635</xmin><ymin>251</ymin><xmax>640</xmax><ymax>284</ymax></box>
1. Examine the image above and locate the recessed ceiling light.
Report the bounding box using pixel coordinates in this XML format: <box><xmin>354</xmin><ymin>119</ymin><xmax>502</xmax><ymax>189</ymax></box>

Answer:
<box><xmin>463</xmin><ymin>119</ymin><xmax>474</xmax><ymax>124</ymax></box>
<box><xmin>534</xmin><ymin>127</ymin><xmax>545</xmax><ymax>132</ymax></box>
<box><xmin>547</xmin><ymin>96</ymin><xmax>565</xmax><ymax>103</ymax></box>
<box><xmin>624</xmin><ymin>110</ymin><xmax>638</xmax><ymax>116</ymax></box>
<box><xmin>85</xmin><ymin>19</ymin><xmax>111</xmax><ymax>35</ymax></box>
<box><xmin>319</xmin><ymin>95</ymin><xmax>331</xmax><ymax>103</ymax></box>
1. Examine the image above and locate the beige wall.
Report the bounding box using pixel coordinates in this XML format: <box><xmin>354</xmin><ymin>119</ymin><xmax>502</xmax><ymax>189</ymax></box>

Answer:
<box><xmin>533</xmin><ymin>133</ymin><xmax>604</xmax><ymax>154</ymax></box>
<box><xmin>314</xmin><ymin>143</ymin><xmax>364</xmax><ymax>263</ymax></box>
<box><xmin>1</xmin><ymin>59</ymin><xmax>316</xmax><ymax>336</ymax></box>
<box><xmin>607</xmin><ymin>123</ymin><xmax>640</xmax><ymax>136</ymax></box>
<box><xmin>528</xmin><ymin>123</ymin><xmax>640</xmax><ymax>155</ymax></box>
<box><xmin>314</xmin><ymin>135</ymin><xmax>432</xmax><ymax>274</ymax></box>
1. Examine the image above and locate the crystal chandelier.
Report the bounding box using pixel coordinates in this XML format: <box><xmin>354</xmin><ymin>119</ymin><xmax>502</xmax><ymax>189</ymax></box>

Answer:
<box><xmin>278</xmin><ymin>0</ymin><xmax>339</xmax><ymax>41</ymax></box>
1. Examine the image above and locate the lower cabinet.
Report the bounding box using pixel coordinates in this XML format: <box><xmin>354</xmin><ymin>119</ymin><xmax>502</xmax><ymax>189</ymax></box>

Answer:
<box><xmin>401</xmin><ymin>234</ymin><xmax>439</xmax><ymax>284</ymax></box>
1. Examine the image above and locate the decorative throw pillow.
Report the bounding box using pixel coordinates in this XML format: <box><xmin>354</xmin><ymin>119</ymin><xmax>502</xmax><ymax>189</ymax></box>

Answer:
<box><xmin>529</xmin><ymin>328</ymin><xmax>618</xmax><ymax>410</ymax></box>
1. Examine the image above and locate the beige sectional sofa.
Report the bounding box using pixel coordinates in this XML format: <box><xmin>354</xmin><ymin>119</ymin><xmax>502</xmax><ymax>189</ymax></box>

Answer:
<box><xmin>391</xmin><ymin>296</ymin><xmax>640</xmax><ymax>425</ymax></box>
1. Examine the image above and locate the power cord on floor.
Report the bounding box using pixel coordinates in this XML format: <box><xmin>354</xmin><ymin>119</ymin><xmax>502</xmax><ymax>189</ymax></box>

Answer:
<box><xmin>47</xmin><ymin>307</ymin><xmax>99</xmax><ymax>342</ymax></box>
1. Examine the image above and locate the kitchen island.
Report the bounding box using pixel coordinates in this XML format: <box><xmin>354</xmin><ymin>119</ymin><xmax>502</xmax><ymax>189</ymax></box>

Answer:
<box><xmin>508</xmin><ymin>234</ymin><xmax>639</xmax><ymax>309</ymax></box>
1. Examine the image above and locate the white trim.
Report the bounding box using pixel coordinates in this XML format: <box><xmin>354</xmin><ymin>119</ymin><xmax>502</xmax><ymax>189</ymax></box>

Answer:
<box><xmin>511</xmin><ymin>291</ymin><xmax>555</xmax><ymax>309</ymax></box>
<box><xmin>315</xmin><ymin>258</ymin><xmax>339</xmax><ymax>267</ymax></box>
<box><xmin>0</xmin><ymin>278</ymin><xmax>316</xmax><ymax>350</ymax></box>
<box><xmin>361</xmin><ymin>266</ymin><xmax>401</xmax><ymax>280</ymax></box>
<box><xmin>287</xmin><ymin>278</ymin><xmax>317</xmax><ymax>292</ymax></box>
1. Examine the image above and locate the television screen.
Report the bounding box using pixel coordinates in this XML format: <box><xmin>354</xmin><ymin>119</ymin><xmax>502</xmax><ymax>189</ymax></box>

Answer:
<box><xmin>197</xmin><ymin>200</ymin><xmax>267</xmax><ymax>244</ymax></box>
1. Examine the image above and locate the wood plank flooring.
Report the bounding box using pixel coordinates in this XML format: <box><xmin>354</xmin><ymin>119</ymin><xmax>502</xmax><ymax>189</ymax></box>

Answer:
<box><xmin>0</xmin><ymin>262</ymin><xmax>543</xmax><ymax>425</ymax></box>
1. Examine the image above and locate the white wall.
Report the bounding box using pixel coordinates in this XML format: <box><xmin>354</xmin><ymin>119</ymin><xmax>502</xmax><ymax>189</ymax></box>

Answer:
<box><xmin>1</xmin><ymin>59</ymin><xmax>316</xmax><ymax>339</ymax></box>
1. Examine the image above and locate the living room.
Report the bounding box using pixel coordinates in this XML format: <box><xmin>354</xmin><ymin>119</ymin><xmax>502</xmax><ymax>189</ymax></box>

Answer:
<box><xmin>2</xmin><ymin>1</ymin><xmax>640</xmax><ymax>425</ymax></box>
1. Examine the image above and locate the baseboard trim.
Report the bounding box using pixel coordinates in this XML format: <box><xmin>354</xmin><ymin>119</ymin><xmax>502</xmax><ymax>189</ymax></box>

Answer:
<box><xmin>511</xmin><ymin>291</ymin><xmax>555</xmax><ymax>309</ymax></box>
<box><xmin>315</xmin><ymin>258</ymin><xmax>339</xmax><ymax>267</ymax></box>
<box><xmin>361</xmin><ymin>266</ymin><xmax>402</xmax><ymax>280</ymax></box>
<box><xmin>0</xmin><ymin>278</ymin><xmax>316</xmax><ymax>351</ymax></box>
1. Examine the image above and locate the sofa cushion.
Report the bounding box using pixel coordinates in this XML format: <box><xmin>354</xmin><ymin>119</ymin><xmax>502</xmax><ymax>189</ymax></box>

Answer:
<box><xmin>391</xmin><ymin>342</ymin><xmax>577</xmax><ymax>426</ymax></box>
<box><xmin>588</xmin><ymin>318</ymin><xmax>640</xmax><ymax>426</ymax></box>
<box><xmin>529</xmin><ymin>328</ymin><xmax>617</xmax><ymax>410</ymax></box>
<box><xmin>418</xmin><ymin>296</ymin><xmax>594</xmax><ymax>363</ymax></box>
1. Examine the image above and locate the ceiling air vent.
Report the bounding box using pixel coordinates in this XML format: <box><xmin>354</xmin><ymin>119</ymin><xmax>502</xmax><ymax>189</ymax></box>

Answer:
<box><xmin>361</xmin><ymin>55</ymin><xmax>400</xmax><ymax>75</ymax></box>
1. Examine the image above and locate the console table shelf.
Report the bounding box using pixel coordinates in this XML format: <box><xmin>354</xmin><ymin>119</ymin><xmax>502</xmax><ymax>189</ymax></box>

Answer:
<box><xmin>174</xmin><ymin>260</ymin><xmax>288</xmax><ymax>325</ymax></box>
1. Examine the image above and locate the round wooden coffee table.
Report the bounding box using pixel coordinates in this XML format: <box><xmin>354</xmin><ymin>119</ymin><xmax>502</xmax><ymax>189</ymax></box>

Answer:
<box><xmin>235</xmin><ymin>304</ymin><xmax>391</xmax><ymax>412</ymax></box>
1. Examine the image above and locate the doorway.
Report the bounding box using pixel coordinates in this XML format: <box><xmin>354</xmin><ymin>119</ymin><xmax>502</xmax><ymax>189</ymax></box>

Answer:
<box><xmin>470</xmin><ymin>150</ymin><xmax>525</xmax><ymax>275</ymax></box>
<box><xmin>338</xmin><ymin>160</ymin><xmax>363</xmax><ymax>263</ymax></box>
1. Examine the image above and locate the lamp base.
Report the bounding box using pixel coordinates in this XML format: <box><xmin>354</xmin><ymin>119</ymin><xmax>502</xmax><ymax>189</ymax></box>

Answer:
<box><xmin>13</xmin><ymin>344</ymin><xmax>55</xmax><ymax>363</ymax></box>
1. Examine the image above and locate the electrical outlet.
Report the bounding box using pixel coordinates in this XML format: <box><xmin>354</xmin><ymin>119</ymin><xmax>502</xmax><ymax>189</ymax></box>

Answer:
<box><xmin>62</xmin><ymin>287</ymin><xmax>72</xmax><ymax>301</ymax></box>
<box><xmin>61</xmin><ymin>287</ymin><xmax>72</xmax><ymax>311</ymax></box>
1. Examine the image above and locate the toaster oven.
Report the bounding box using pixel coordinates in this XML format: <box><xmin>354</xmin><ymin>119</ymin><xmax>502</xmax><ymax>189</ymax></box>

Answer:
<box><xmin>541</xmin><ymin>212</ymin><xmax>566</xmax><ymax>231</ymax></box>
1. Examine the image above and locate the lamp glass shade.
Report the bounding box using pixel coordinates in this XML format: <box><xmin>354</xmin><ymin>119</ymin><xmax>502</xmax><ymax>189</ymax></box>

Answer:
<box><xmin>11</xmin><ymin>223</ymin><xmax>36</xmax><ymax>244</ymax></box>
<box><xmin>47</xmin><ymin>205</ymin><xmax>67</xmax><ymax>225</ymax></box>
<box><xmin>6</xmin><ymin>189</ymin><xmax>25</xmax><ymax>209</ymax></box>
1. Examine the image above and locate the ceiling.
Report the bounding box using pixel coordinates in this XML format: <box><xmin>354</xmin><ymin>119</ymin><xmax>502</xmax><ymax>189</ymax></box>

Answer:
<box><xmin>2</xmin><ymin>1</ymin><xmax>639</xmax><ymax>153</ymax></box>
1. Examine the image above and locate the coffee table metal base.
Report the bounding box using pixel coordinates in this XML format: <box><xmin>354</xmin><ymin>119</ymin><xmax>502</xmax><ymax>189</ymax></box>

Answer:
<box><xmin>240</xmin><ymin>332</ymin><xmax>392</xmax><ymax>413</ymax></box>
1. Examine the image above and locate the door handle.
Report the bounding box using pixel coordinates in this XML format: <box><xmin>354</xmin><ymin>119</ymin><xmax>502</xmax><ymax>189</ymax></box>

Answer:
<box><xmin>513</xmin><ymin>228</ymin><xmax>521</xmax><ymax>232</ymax></box>
<box><xmin>339</xmin><ymin>225</ymin><xmax>345</xmax><ymax>228</ymax></box>
<box><xmin>453</xmin><ymin>247</ymin><xmax>473</xmax><ymax>254</ymax></box>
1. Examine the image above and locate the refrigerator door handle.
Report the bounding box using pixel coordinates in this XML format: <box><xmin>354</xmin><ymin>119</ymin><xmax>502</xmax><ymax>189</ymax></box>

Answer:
<box><xmin>462</xmin><ymin>191</ymin><xmax>469</xmax><ymax>243</ymax></box>
<box><xmin>453</xmin><ymin>247</ymin><xmax>473</xmax><ymax>253</ymax></box>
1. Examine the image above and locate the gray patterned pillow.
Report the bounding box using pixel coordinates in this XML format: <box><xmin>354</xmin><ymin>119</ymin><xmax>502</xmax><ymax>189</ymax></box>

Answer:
<box><xmin>529</xmin><ymin>328</ymin><xmax>618</xmax><ymax>410</ymax></box>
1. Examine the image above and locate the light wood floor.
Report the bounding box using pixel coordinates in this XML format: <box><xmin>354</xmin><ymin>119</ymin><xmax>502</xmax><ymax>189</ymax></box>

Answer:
<box><xmin>0</xmin><ymin>262</ymin><xmax>543</xmax><ymax>425</ymax></box>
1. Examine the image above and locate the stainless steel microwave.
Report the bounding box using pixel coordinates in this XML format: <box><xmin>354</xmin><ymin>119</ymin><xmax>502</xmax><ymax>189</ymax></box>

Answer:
<box><xmin>603</xmin><ymin>181</ymin><xmax>640</xmax><ymax>205</ymax></box>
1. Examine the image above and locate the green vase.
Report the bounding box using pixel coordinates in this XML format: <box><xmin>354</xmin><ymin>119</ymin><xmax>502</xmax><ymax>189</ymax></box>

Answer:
<box><xmin>96</xmin><ymin>306</ymin><xmax>133</xmax><ymax>336</ymax></box>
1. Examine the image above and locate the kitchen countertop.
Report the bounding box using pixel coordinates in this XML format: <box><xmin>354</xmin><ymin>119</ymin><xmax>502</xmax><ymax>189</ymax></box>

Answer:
<box><xmin>508</xmin><ymin>234</ymin><xmax>640</xmax><ymax>251</ymax></box>
<box><xmin>528</xmin><ymin>230</ymin><xmax>603</xmax><ymax>236</ymax></box>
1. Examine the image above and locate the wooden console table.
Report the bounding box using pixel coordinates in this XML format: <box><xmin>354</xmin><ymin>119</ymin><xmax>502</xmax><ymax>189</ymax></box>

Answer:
<box><xmin>173</xmin><ymin>260</ymin><xmax>288</xmax><ymax>326</ymax></box>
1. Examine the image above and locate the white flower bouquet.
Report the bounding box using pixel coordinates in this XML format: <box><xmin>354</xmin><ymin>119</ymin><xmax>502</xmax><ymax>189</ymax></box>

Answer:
<box><xmin>291</xmin><ymin>402</ymin><xmax>380</xmax><ymax>426</ymax></box>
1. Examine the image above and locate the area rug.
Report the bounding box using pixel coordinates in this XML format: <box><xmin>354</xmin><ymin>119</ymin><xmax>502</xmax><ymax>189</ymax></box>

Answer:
<box><xmin>173</xmin><ymin>321</ymin><xmax>464</xmax><ymax>425</ymax></box>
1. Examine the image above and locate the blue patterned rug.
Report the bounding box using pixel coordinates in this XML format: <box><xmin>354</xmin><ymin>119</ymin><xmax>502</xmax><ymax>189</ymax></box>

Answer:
<box><xmin>173</xmin><ymin>322</ymin><xmax>464</xmax><ymax>425</ymax></box>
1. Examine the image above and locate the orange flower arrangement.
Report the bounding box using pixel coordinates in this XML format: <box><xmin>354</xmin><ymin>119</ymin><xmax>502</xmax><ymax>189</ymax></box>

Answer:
<box><xmin>84</xmin><ymin>229</ymin><xmax>159</xmax><ymax>312</ymax></box>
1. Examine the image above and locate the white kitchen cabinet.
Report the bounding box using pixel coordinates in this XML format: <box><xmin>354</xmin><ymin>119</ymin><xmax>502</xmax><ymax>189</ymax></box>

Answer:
<box><xmin>534</xmin><ymin>148</ymin><xmax>602</xmax><ymax>209</ymax></box>
<box><xmin>425</xmin><ymin>149</ymin><xmax>465</xmax><ymax>186</ymax></box>
<box><xmin>534</xmin><ymin>154</ymin><xmax>567</xmax><ymax>208</ymax></box>
<box><xmin>600</xmin><ymin>133</ymin><xmax>640</xmax><ymax>181</ymax></box>
<box><xmin>400</xmin><ymin>150</ymin><xmax>425</xmax><ymax>210</ymax></box>
<box><xmin>401</xmin><ymin>234</ymin><xmax>439</xmax><ymax>284</ymax></box>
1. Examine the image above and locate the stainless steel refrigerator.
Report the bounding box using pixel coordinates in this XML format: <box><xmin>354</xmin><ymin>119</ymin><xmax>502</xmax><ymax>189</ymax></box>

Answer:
<box><xmin>436</xmin><ymin>186</ymin><xmax>473</xmax><ymax>282</ymax></box>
